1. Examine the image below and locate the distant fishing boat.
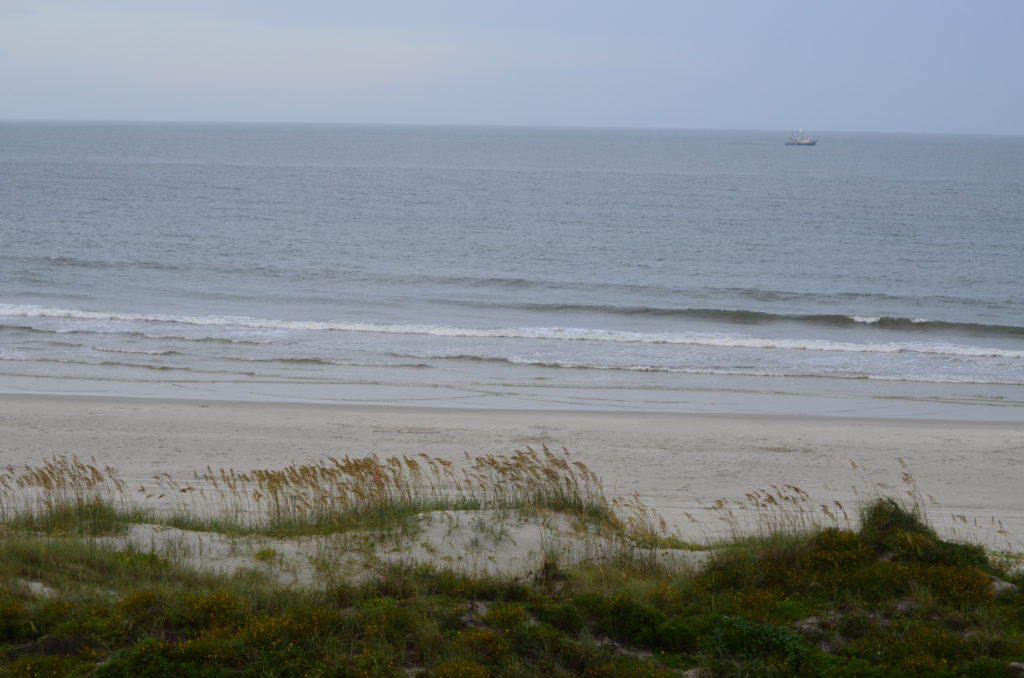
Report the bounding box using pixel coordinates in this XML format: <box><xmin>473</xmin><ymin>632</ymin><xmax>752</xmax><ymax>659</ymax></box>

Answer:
<box><xmin>785</xmin><ymin>130</ymin><xmax>817</xmax><ymax>146</ymax></box>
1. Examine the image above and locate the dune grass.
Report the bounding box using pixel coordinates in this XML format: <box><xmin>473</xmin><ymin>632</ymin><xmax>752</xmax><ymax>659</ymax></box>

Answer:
<box><xmin>158</xmin><ymin>448</ymin><xmax>621</xmax><ymax>537</ymax></box>
<box><xmin>1</xmin><ymin>452</ymin><xmax>1022</xmax><ymax>677</ymax></box>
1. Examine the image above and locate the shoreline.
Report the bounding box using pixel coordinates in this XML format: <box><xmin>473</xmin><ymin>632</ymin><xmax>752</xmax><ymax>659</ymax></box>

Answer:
<box><xmin>2</xmin><ymin>376</ymin><xmax>1022</xmax><ymax>423</ymax></box>
<box><xmin>2</xmin><ymin>393</ymin><xmax>1022</xmax><ymax>549</ymax></box>
<box><xmin>5</xmin><ymin>390</ymin><xmax>1023</xmax><ymax>424</ymax></box>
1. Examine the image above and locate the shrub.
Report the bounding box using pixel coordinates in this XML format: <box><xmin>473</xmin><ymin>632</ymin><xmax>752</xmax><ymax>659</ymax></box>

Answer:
<box><xmin>116</xmin><ymin>588</ymin><xmax>166</xmax><ymax>622</ymax></box>
<box><xmin>920</xmin><ymin>564</ymin><xmax>992</xmax><ymax>605</ymax></box>
<box><xmin>506</xmin><ymin>619</ymin><xmax>570</xmax><ymax>662</ymax></box>
<box><xmin>5</xmin><ymin>654</ymin><xmax>84</xmax><ymax>678</ymax></box>
<box><xmin>887</xmin><ymin>623</ymin><xmax>971</xmax><ymax>663</ymax></box>
<box><xmin>233</xmin><ymin>608</ymin><xmax>343</xmax><ymax>650</ymax></box>
<box><xmin>648</xmin><ymin>615</ymin><xmax>699</xmax><ymax>653</ymax></box>
<box><xmin>700</xmin><ymin>615</ymin><xmax>814</xmax><ymax>672</ymax></box>
<box><xmin>0</xmin><ymin>597</ymin><xmax>34</xmax><ymax>641</ymax></box>
<box><xmin>859</xmin><ymin>498</ymin><xmax>933</xmax><ymax>547</ymax></box>
<box><xmin>960</xmin><ymin>656</ymin><xmax>1018</xmax><ymax>677</ymax></box>
<box><xmin>482</xmin><ymin>602</ymin><xmax>528</xmax><ymax>629</ymax></box>
<box><xmin>453</xmin><ymin>627</ymin><xmax>510</xmax><ymax>663</ymax></box>
<box><xmin>734</xmin><ymin>588</ymin><xmax>783</xmax><ymax>622</ymax></box>
<box><xmin>584</xmin><ymin>655</ymin><xmax>678</xmax><ymax>677</ymax></box>
<box><xmin>92</xmin><ymin>638</ymin><xmax>230</xmax><ymax>678</ymax></box>
<box><xmin>800</xmin><ymin>528</ymin><xmax>872</xmax><ymax>591</ymax></box>
<box><xmin>432</xmin><ymin>659</ymin><xmax>491</xmax><ymax>678</ymax></box>
<box><xmin>173</xmin><ymin>591</ymin><xmax>248</xmax><ymax>632</ymax></box>
<box><xmin>531</xmin><ymin>602</ymin><xmax>584</xmax><ymax>633</ymax></box>
<box><xmin>357</xmin><ymin>596</ymin><xmax>419</xmax><ymax>643</ymax></box>
<box><xmin>597</xmin><ymin>594</ymin><xmax>666</xmax><ymax>644</ymax></box>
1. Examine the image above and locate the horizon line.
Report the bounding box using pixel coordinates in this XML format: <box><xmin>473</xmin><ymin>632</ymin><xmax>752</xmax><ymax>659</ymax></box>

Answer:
<box><xmin>1</xmin><ymin>118</ymin><xmax>1021</xmax><ymax>139</ymax></box>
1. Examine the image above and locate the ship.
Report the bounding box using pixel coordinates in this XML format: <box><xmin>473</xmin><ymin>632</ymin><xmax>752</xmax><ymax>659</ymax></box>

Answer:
<box><xmin>785</xmin><ymin>130</ymin><xmax>817</xmax><ymax>146</ymax></box>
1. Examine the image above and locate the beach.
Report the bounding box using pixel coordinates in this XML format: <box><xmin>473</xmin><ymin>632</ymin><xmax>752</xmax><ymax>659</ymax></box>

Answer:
<box><xmin>2</xmin><ymin>393</ymin><xmax>1021</xmax><ymax>549</ymax></box>
<box><xmin>3</xmin><ymin>125</ymin><xmax>1023</xmax><ymax>557</ymax></box>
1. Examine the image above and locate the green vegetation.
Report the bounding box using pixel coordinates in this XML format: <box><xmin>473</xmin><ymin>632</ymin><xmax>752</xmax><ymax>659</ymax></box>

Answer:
<box><xmin>1</xmin><ymin>453</ymin><xmax>1022</xmax><ymax>676</ymax></box>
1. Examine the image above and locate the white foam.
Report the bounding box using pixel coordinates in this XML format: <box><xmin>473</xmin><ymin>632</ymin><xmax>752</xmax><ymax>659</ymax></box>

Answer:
<box><xmin>502</xmin><ymin>356</ymin><xmax>1022</xmax><ymax>385</ymax></box>
<box><xmin>3</xmin><ymin>303</ymin><xmax>1021</xmax><ymax>359</ymax></box>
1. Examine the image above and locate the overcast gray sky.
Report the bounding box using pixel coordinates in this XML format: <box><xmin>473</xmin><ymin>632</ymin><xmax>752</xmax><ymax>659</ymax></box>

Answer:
<box><xmin>1</xmin><ymin>0</ymin><xmax>1021</xmax><ymax>134</ymax></box>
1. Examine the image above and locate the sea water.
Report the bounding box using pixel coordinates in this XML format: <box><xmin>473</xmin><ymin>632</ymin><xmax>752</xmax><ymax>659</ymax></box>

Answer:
<box><xmin>1</xmin><ymin>122</ymin><xmax>1022</xmax><ymax>419</ymax></box>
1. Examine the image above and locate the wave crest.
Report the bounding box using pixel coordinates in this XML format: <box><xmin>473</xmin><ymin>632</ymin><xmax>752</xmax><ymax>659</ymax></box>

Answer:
<box><xmin>3</xmin><ymin>303</ymin><xmax>1021</xmax><ymax>359</ymax></box>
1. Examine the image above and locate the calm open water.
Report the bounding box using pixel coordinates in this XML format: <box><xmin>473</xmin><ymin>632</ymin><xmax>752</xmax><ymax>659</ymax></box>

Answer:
<box><xmin>1</xmin><ymin>122</ymin><xmax>1022</xmax><ymax>419</ymax></box>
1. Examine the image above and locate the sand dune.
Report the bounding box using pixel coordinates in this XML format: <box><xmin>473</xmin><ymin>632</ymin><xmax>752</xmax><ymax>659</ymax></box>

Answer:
<box><xmin>1</xmin><ymin>394</ymin><xmax>1021</xmax><ymax>550</ymax></box>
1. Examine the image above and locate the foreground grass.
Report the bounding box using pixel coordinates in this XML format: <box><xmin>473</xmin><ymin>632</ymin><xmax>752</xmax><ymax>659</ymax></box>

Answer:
<box><xmin>1</xmin><ymin>456</ymin><xmax>1023</xmax><ymax>676</ymax></box>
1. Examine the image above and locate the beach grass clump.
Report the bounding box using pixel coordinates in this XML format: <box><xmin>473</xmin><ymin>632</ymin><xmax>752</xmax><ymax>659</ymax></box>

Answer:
<box><xmin>859</xmin><ymin>497</ymin><xmax>989</xmax><ymax>569</ymax></box>
<box><xmin>147</xmin><ymin>447</ymin><xmax>625</xmax><ymax>538</ymax></box>
<box><xmin>0</xmin><ymin>457</ymin><xmax>145</xmax><ymax>536</ymax></box>
<box><xmin>707</xmin><ymin>483</ymin><xmax>856</xmax><ymax>541</ymax></box>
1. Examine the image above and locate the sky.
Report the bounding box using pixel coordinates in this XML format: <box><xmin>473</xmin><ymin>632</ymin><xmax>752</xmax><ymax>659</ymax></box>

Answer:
<box><xmin>1</xmin><ymin>0</ymin><xmax>1022</xmax><ymax>135</ymax></box>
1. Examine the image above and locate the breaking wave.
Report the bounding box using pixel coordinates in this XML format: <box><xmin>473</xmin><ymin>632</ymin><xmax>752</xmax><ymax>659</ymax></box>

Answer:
<box><xmin>451</xmin><ymin>301</ymin><xmax>1024</xmax><ymax>338</ymax></box>
<box><xmin>3</xmin><ymin>304</ymin><xmax>1021</xmax><ymax>359</ymax></box>
<box><xmin>386</xmin><ymin>352</ymin><xmax>1023</xmax><ymax>385</ymax></box>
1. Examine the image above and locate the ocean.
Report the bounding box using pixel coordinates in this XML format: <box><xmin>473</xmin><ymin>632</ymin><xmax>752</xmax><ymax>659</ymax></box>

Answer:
<box><xmin>1</xmin><ymin>122</ymin><xmax>1022</xmax><ymax>420</ymax></box>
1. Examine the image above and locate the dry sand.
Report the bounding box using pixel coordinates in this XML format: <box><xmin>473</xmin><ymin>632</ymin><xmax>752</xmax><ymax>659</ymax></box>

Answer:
<box><xmin>2</xmin><ymin>394</ymin><xmax>1022</xmax><ymax>552</ymax></box>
